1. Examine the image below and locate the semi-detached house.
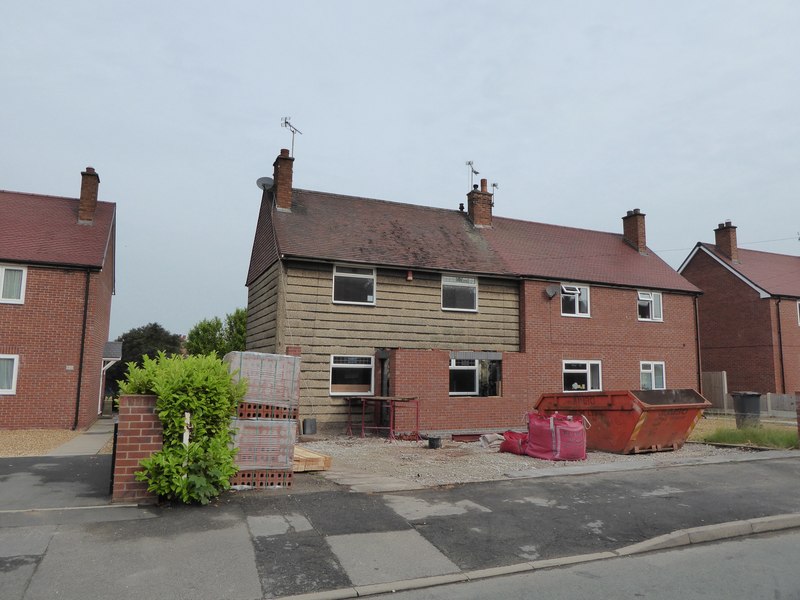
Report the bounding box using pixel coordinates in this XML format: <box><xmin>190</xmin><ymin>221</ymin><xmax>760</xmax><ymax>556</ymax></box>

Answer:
<box><xmin>680</xmin><ymin>220</ymin><xmax>800</xmax><ymax>396</ymax></box>
<box><xmin>0</xmin><ymin>168</ymin><xmax>116</xmax><ymax>429</ymax></box>
<box><xmin>246</xmin><ymin>149</ymin><xmax>701</xmax><ymax>434</ymax></box>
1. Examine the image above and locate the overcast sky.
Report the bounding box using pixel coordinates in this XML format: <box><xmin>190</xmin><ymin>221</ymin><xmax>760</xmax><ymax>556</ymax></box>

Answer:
<box><xmin>2</xmin><ymin>1</ymin><xmax>798</xmax><ymax>339</ymax></box>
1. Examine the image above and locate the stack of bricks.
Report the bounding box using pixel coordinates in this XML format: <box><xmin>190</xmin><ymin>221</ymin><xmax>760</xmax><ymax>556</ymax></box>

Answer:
<box><xmin>224</xmin><ymin>351</ymin><xmax>300</xmax><ymax>489</ymax></box>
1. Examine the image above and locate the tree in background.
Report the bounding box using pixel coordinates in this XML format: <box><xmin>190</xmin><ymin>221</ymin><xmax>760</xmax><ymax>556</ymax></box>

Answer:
<box><xmin>106</xmin><ymin>322</ymin><xmax>183</xmax><ymax>397</ymax></box>
<box><xmin>186</xmin><ymin>308</ymin><xmax>247</xmax><ymax>357</ymax></box>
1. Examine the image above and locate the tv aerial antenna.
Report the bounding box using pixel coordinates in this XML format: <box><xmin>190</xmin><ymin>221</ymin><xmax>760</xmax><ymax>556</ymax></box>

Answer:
<box><xmin>466</xmin><ymin>161</ymin><xmax>479</xmax><ymax>188</ymax></box>
<box><xmin>281</xmin><ymin>117</ymin><xmax>303</xmax><ymax>156</ymax></box>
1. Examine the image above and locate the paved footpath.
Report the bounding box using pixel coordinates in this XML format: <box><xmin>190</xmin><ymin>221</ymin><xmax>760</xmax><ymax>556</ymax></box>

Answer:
<box><xmin>0</xmin><ymin>439</ymin><xmax>799</xmax><ymax>600</ymax></box>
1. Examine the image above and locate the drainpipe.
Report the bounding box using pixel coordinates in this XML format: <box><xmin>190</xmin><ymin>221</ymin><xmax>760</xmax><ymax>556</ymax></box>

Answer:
<box><xmin>72</xmin><ymin>269</ymin><xmax>91</xmax><ymax>430</ymax></box>
<box><xmin>693</xmin><ymin>295</ymin><xmax>703</xmax><ymax>394</ymax></box>
<box><xmin>776</xmin><ymin>298</ymin><xmax>786</xmax><ymax>394</ymax></box>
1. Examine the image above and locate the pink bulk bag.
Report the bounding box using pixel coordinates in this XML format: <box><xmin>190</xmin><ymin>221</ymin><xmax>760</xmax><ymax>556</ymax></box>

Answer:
<box><xmin>525</xmin><ymin>412</ymin><xmax>587</xmax><ymax>461</ymax></box>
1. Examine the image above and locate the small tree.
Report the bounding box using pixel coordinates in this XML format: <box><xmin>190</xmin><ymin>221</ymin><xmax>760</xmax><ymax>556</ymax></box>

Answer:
<box><xmin>107</xmin><ymin>322</ymin><xmax>183</xmax><ymax>397</ymax></box>
<box><xmin>186</xmin><ymin>308</ymin><xmax>247</xmax><ymax>357</ymax></box>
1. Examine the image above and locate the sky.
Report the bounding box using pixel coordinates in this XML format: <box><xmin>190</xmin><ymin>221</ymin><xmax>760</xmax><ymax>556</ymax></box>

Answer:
<box><xmin>2</xmin><ymin>1</ymin><xmax>798</xmax><ymax>339</ymax></box>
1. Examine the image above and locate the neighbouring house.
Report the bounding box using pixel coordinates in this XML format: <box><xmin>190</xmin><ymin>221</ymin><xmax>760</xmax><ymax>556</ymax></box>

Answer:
<box><xmin>679</xmin><ymin>221</ymin><xmax>800</xmax><ymax>396</ymax></box>
<box><xmin>0</xmin><ymin>168</ymin><xmax>116</xmax><ymax>429</ymax></box>
<box><xmin>246</xmin><ymin>149</ymin><xmax>701</xmax><ymax>434</ymax></box>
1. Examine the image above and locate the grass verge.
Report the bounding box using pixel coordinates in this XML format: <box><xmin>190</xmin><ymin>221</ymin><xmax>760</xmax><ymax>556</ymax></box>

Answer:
<box><xmin>700</xmin><ymin>427</ymin><xmax>799</xmax><ymax>449</ymax></box>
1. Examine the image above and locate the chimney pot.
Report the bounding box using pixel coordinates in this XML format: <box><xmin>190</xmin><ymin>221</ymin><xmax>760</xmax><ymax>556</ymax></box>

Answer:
<box><xmin>480</xmin><ymin>178</ymin><xmax>488</xmax><ymax>193</ymax></box>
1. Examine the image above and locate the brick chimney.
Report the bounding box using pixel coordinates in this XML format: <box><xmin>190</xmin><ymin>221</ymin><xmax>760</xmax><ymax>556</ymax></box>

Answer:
<box><xmin>714</xmin><ymin>220</ymin><xmax>738</xmax><ymax>262</ymax></box>
<box><xmin>273</xmin><ymin>148</ymin><xmax>294</xmax><ymax>211</ymax></box>
<box><xmin>78</xmin><ymin>167</ymin><xmax>100</xmax><ymax>224</ymax></box>
<box><xmin>622</xmin><ymin>208</ymin><xmax>647</xmax><ymax>254</ymax></box>
<box><xmin>467</xmin><ymin>178</ymin><xmax>493</xmax><ymax>228</ymax></box>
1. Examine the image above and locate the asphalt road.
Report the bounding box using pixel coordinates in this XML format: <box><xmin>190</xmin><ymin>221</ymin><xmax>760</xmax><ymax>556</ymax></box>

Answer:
<box><xmin>1</xmin><ymin>453</ymin><xmax>799</xmax><ymax>599</ymax></box>
<box><xmin>375</xmin><ymin>529</ymin><xmax>800</xmax><ymax>600</ymax></box>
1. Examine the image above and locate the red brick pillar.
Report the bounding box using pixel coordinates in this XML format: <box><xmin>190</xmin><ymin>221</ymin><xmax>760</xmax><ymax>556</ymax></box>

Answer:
<box><xmin>112</xmin><ymin>394</ymin><xmax>162</xmax><ymax>504</ymax></box>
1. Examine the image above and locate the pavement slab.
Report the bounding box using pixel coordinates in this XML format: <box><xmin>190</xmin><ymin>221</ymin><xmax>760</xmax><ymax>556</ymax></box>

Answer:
<box><xmin>325</xmin><ymin>529</ymin><xmax>460</xmax><ymax>586</ymax></box>
<box><xmin>22</xmin><ymin>506</ymin><xmax>262</xmax><ymax>600</ymax></box>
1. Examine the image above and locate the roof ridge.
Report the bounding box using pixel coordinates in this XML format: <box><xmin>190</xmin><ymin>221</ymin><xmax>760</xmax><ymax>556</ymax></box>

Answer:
<box><xmin>699</xmin><ymin>242</ymin><xmax>800</xmax><ymax>260</ymax></box>
<box><xmin>0</xmin><ymin>189</ymin><xmax>116</xmax><ymax>206</ymax></box>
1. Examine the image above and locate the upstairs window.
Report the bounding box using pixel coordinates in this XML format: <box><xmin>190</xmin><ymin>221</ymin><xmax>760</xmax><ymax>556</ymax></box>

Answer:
<box><xmin>0</xmin><ymin>355</ymin><xmax>19</xmax><ymax>394</ymax></box>
<box><xmin>0</xmin><ymin>265</ymin><xmax>26</xmax><ymax>304</ymax></box>
<box><xmin>563</xmin><ymin>360</ymin><xmax>601</xmax><ymax>392</ymax></box>
<box><xmin>442</xmin><ymin>275</ymin><xmax>478</xmax><ymax>312</ymax></box>
<box><xmin>561</xmin><ymin>284</ymin><xmax>590</xmax><ymax>317</ymax></box>
<box><xmin>448</xmin><ymin>357</ymin><xmax>502</xmax><ymax>396</ymax></box>
<box><xmin>797</xmin><ymin>301</ymin><xmax>800</xmax><ymax>325</ymax></box>
<box><xmin>640</xmin><ymin>361</ymin><xmax>666</xmax><ymax>390</ymax></box>
<box><xmin>638</xmin><ymin>291</ymin><xmax>663</xmax><ymax>321</ymax></box>
<box><xmin>329</xmin><ymin>355</ymin><xmax>374</xmax><ymax>396</ymax></box>
<box><xmin>333</xmin><ymin>266</ymin><xmax>375</xmax><ymax>305</ymax></box>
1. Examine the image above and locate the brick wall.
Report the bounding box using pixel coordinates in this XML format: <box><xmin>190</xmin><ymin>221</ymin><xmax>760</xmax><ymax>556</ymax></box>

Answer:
<box><xmin>111</xmin><ymin>394</ymin><xmax>162</xmax><ymax>504</ymax></box>
<box><xmin>0</xmin><ymin>226</ymin><xmax>113</xmax><ymax>429</ymax></box>
<box><xmin>681</xmin><ymin>250</ymin><xmax>785</xmax><ymax>393</ymax></box>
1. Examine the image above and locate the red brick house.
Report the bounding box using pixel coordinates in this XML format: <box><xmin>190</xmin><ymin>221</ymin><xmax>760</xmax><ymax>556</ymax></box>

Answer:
<box><xmin>0</xmin><ymin>168</ymin><xmax>116</xmax><ymax>429</ymax></box>
<box><xmin>246</xmin><ymin>149</ymin><xmax>701</xmax><ymax>433</ymax></box>
<box><xmin>679</xmin><ymin>221</ymin><xmax>800</xmax><ymax>395</ymax></box>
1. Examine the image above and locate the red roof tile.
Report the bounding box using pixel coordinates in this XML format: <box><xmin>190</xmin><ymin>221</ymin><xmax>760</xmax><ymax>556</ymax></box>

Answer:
<box><xmin>251</xmin><ymin>189</ymin><xmax>698</xmax><ymax>293</ymax></box>
<box><xmin>0</xmin><ymin>190</ymin><xmax>115</xmax><ymax>269</ymax></box>
<box><xmin>698</xmin><ymin>243</ymin><xmax>800</xmax><ymax>298</ymax></box>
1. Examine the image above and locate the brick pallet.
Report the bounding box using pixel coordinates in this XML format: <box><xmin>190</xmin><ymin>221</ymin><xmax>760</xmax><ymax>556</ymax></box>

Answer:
<box><xmin>225</xmin><ymin>352</ymin><xmax>300</xmax><ymax>489</ymax></box>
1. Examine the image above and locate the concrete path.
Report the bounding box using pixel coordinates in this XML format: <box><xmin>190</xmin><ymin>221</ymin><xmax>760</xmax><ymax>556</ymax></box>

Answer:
<box><xmin>46</xmin><ymin>417</ymin><xmax>115</xmax><ymax>456</ymax></box>
<box><xmin>1</xmin><ymin>451</ymin><xmax>798</xmax><ymax>600</ymax></box>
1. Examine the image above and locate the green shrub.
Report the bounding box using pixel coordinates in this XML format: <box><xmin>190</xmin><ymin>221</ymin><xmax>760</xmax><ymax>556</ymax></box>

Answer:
<box><xmin>120</xmin><ymin>352</ymin><xmax>246</xmax><ymax>504</ymax></box>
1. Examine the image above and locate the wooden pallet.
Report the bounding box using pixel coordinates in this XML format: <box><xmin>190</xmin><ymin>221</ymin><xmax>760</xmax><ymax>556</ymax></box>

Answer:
<box><xmin>292</xmin><ymin>446</ymin><xmax>332</xmax><ymax>472</ymax></box>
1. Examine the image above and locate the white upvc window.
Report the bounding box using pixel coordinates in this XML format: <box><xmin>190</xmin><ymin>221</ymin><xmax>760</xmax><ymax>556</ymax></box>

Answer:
<box><xmin>638</xmin><ymin>291</ymin><xmax>663</xmax><ymax>321</ymax></box>
<box><xmin>0</xmin><ymin>265</ymin><xmax>26</xmax><ymax>304</ymax></box>
<box><xmin>329</xmin><ymin>355</ymin><xmax>374</xmax><ymax>396</ymax></box>
<box><xmin>449</xmin><ymin>359</ymin><xmax>479</xmax><ymax>395</ymax></box>
<box><xmin>0</xmin><ymin>355</ymin><xmax>19</xmax><ymax>395</ymax></box>
<box><xmin>561</xmin><ymin>284</ymin><xmax>590</xmax><ymax>317</ymax></box>
<box><xmin>563</xmin><ymin>360</ymin><xmax>602</xmax><ymax>392</ymax></box>
<box><xmin>441</xmin><ymin>275</ymin><xmax>478</xmax><ymax>312</ymax></box>
<box><xmin>332</xmin><ymin>265</ymin><xmax>376</xmax><ymax>306</ymax></box>
<box><xmin>797</xmin><ymin>301</ymin><xmax>800</xmax><ymax>325</ymax></box>
<box><xmin>640</xmin><ymin>361</ymin><xmax>666</xmax><ymax>390</ymax></box>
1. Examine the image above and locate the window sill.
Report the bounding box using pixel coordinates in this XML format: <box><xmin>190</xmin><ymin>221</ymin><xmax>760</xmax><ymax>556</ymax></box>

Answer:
<box><xmin>442</xmin><ymin>307</ymin><xmax>478</xmax><ymax>313</ymax></box>
<box><xmin>560</xmin><ymin>313</ymin><xmax>591</xmax><ymax>318</ymax></box>
<box><xmin>332</xmin><ymin>301</ymin><xmax>376</xmax><ymax>307</ymax></box>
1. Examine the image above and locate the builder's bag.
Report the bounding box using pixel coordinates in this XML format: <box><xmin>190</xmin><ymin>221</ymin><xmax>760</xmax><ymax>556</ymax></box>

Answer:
<box><xmin>525</xmin><ymin>412</ymin><xmax>587</xmax><ymax>461</ymax></box>
<box><xmin>498</xmin><ymin>430</ymin><xmax>528</xmax><ymax>455</ymax></box>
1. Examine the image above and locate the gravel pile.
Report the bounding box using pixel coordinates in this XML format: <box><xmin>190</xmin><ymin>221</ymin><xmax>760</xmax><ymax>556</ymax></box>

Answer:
<box><xmin>0</xmin><ymin>429</ymin><xmax>80</xmax><ymax>457</ymax></box>
<box><xmin>301</xmin><ymin>436</ymin><xmax>754</xmax><ymax>488</ymax></box>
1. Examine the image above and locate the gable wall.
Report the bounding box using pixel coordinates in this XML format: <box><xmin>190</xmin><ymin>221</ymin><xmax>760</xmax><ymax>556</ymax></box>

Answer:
<box><xmin>681</xmin><ymin>250</ymin><xmax>778</xmax><ymax>393</ymax></box>
<box><xmin>0</xmin><ymin>262</ymin><xmax>112</xmax><ymax>429</ymax></box>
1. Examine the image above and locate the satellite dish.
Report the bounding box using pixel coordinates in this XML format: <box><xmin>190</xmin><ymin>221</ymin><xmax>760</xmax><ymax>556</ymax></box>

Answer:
<box><xmin>545</xmin><ymin>284</ymin><xmax>559</xmax><ymax>299</ymax></box>
<box><xmin>256</xmin><ymin>177</ymin><xmax>274</xmax><ymax>190</ymax></box>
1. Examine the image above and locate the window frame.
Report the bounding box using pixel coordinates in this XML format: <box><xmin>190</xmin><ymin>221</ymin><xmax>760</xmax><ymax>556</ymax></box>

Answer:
<box><xmin>441</xmin><ymin>275</ymin><xmax>478</xmax><ymax>312</ymax></box>
<box><xmin>797</xmin><ymin>301</ymin><xmax>800</xmax><ymax>326</ymax></box>
<box><xmin>448</xmin><ymin>358</ymin><xmax>479</xmax><ymax>396</ymax></box>
<box><xmin>560</xmin><ymin>283</ymin><xmax>590</xmax><ymax>317</ymax></box>
<box><xmin>0</xmin><ymin>265</ymin><xmax>27</xmax><ymax>305</ymax></box>
<box><xmin>637</xmin><ymin>290</ymin><xmax>663</xmax><ymax>322</ymax></box>
<box><xmin>0</xmin><ymin>354</ymin><xmax>19</xmax><ymax>395</ymax></box>
<box><xmin>332</xmin><ymin>265</ymin><xmax>376</xmax><ymax>306</ymax></box>
<box><xmin>640</xmin><ymin>361</ymin><xmax>666</xmax><ymax>390</ymax></box>
<box><xmin>562</xmin><ymin>360</ymin><xmax>602</xmax><ymax>392</ymax></box>
<box><xmin>329</xmin><ymin>355</ymin><xmax>374</xmax><ymax>396</ymax></box>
